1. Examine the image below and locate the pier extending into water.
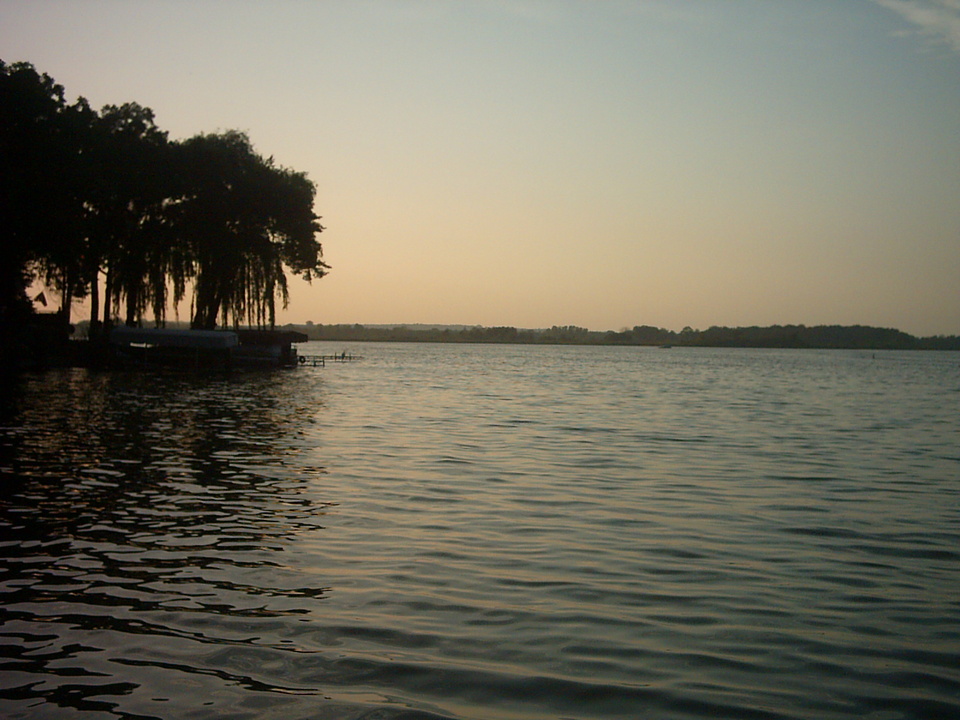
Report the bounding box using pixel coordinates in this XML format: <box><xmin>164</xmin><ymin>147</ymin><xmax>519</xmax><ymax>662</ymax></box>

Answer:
<box><xmin>297</xmin><ymin>353</ymin><xmax>361</xmax><ymax>367</ymax></box>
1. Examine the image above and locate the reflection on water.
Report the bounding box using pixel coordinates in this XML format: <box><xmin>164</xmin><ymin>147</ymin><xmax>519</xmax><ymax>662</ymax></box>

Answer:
<box><xmin>0</xmin><ymin>368</ymin><xmax>345</xmax><ymax>718</ymax></box>
<box><xmin>1</xmin><ymin>348</ymin><xmax>959</xmax><ymax>720</ymax></box>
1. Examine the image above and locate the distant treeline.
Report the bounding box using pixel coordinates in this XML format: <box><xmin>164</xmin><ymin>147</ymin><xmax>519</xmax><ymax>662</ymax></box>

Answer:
<box><xmin>291</xmin><ymin>323</ymin><xmax>960</xmax><ymax>350</ymax></box>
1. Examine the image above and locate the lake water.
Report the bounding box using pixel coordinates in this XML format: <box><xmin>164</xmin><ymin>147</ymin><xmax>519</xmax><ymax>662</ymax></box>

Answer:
<box><xmin>1</xmin><ymin>342</ymin><xmax>958</xmax><ymax>720</ymax></box>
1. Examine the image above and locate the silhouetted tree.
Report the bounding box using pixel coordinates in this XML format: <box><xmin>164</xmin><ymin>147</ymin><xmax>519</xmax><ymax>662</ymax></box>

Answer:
<box><xmin>2</xmin><ymin>61</ymin><xmax>327</xmax><ymax>345</ymax></box>
<box><xmin>86</xmin><ymin>102</ymin><xmax>182</xmax><ymax>331</ymax></box>
<box><xmin>176</xmin><ymin>131</ymin><xmax>326</xmax><ymax>330</ymax></box>
<box><xmin>0</xmin><ymin>60</ymin><xmax>93</xmax><ymax>331</ymax></box>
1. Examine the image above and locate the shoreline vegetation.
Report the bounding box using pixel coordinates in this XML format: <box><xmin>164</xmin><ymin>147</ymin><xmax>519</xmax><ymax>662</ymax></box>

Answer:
<box><xmin>291</xmin><ymin>323</ymin><xmax>960</xmax><ymax>350</ymax></box>
<box><xmin>1</xmin><ymin>60</ymin><xmax>327</xmax><ymax>366</ymax></box>
<box><xmin>5</xmin><ymin>320</ymin><xmax>957</xmax><ymax>373</ymax></box>
<box><xmin>74</xmin><ymin>320</ymin><xmax>959</xmax><ymax>351</ymax></box>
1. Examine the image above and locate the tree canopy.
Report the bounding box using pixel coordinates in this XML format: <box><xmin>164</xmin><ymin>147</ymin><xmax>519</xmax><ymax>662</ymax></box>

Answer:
<box><xmin>0</xmin><ymin>59</ymin><xmax>328</xmax><ymax>336</ymax></box>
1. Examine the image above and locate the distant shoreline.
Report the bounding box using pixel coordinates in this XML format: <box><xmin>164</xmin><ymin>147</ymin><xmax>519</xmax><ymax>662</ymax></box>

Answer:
<box><xmin>282</xmin><ymin>323</ymin><xmax>959</xmax><ymax>351</ymax></box>
<box><xmin>63</xmin><ymin>320</ymin><xmax>960</xmax><ymax>351</ymax></box>
<box><xmin>8</xmin><ymin>320</ymin><xmax>958</xmax><ymax>373</ymax></box>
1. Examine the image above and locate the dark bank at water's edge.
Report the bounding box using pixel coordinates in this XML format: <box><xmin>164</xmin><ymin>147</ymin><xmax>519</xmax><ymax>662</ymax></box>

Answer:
<box><xmin>2</xmin><ymin>322</ymin><xmax>361</xmax><ymax>371</ymax></box>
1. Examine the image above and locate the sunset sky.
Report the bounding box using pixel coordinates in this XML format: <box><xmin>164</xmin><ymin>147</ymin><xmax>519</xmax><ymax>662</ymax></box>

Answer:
<box><xmin>3</xmin><ymin>0</ymin><xmax>959</xmax><ymax>336</ymax></box>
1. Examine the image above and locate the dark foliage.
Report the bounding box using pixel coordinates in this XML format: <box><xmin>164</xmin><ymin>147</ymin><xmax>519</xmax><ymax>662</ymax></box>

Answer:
<box><xmin>0</xmin><ymin>60</ymin><xmax>327</xmax><ymax>345</ymax></box>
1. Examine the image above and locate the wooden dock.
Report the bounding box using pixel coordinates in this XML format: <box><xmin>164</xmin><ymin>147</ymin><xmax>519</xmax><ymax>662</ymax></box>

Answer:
<box><xmin>297</xmin><ymin>353</ymin><xmax>361</xmax><ymax>367</ymax></box>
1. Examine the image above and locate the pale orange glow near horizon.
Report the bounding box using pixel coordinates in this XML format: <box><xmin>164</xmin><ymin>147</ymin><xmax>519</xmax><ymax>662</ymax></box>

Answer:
<box><xmin>5</xmin><ymin>0</ymin><xmax>959</xmax><ymax>337</ymax></box>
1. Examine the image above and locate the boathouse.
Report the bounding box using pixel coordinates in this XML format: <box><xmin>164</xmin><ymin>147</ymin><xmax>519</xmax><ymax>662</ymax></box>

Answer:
<box><xmin>109</xmin><ymin>327</ymin><xmax>237</xmax><ymax>367</ymax></box>
<box><xmin>108</xmin><ymin>327</ymin><xmax>307</xmax><ymax>368</ymax></box>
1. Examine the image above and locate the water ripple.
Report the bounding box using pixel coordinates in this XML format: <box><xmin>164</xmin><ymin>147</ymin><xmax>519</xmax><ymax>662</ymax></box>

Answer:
<box><xmin>2</xmin><ymin>349</ymin><xmax>959</xmax><ymax>719</ymax></box>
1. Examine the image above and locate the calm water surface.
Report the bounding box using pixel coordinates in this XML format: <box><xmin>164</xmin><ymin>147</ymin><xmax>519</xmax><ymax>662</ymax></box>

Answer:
<box><xmin>1</xmin><ymin>343</ymin><xmax>958</xmax><ymax>719</ymax></box>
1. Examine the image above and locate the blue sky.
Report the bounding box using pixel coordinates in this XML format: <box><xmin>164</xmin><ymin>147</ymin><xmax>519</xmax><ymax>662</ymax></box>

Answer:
<box><xmin>3</xmin><ymin>0</ymin><xmax>958</xmax><ymax>335</ymax></box>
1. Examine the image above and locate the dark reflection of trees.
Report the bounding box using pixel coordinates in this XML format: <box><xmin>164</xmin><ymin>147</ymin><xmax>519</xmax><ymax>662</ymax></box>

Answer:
<box><xmin>0</xmin><ymin>367</ymin><xmax>333</xmax><ymax>715</ymax></box>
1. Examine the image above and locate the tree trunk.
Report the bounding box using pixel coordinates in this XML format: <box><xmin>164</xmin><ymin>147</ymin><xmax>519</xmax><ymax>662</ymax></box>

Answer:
<box><xmin>191</xmin><ymin>276</ymin><xmax>223</xmax><ymax>330</ymax></box>
<box><xmin>102</xmin><ymin>266</ymin><xmax>113</xmax><ymax>329</ymax></box>
<box><xmin>88</xmin><ymin>268</ymin><xmax>101</xmax><ymax>339</ymax></box>
<box><xmin>125</xmin><ymin>285</ymin><xmax>138</xmax><ymax>327</ymax></box>
<box><xmin>59</xmin><ymin>269</ymin><xmax>74</xmax><ymax>333</ymax></box>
